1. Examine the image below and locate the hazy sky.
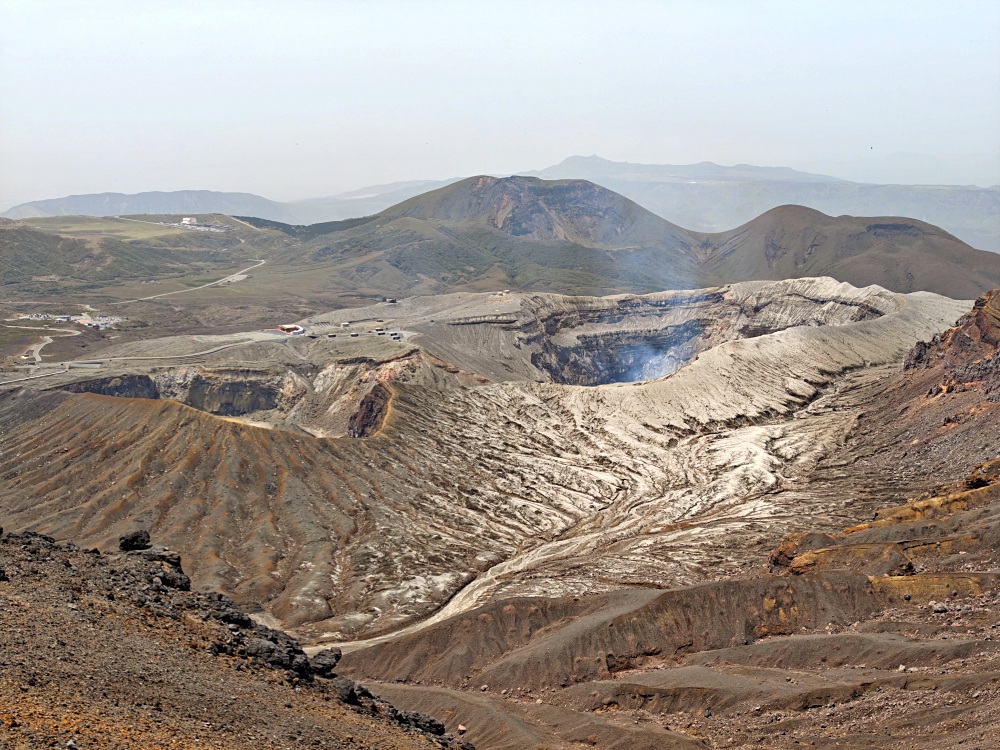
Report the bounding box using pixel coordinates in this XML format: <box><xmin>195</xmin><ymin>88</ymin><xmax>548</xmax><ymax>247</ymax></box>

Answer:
<box><xmin>1</xmin><ymin>0</ymin><xmax>998</xmax><ymax>208</ymax></box>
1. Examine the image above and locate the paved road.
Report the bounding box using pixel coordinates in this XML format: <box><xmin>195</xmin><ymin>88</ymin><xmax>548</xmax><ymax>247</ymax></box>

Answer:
<box><xmin>3</xmin><ymin>324</ymin><xmax>82</xmax><ymax>365</ymax></box>
<box><xmin>0</xmin><ymin>367</ymin><xmax>69</xmax><ymax>388</ymax></box>
<box><xmin>0</xmin><ymin>336</ymin><xmax>280</xmax><ymax>389</ymax></box>
<box><xmin>100</xmin><ymin>339</ymin><xmax>270</xmax><ymax>362</ymax></box>
<box><xmin>110</xmin><ymin>260</ymin><xmax>266</xmax><ymax>305</ymax></box>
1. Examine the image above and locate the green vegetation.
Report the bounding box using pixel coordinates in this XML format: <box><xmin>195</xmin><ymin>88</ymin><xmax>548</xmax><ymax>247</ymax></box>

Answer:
<box><xmin>26</xmin><ymin>216</ymin><xmax>188</xmax><ymax>241</ymax></box>
<box><xmin>3</xmin><ymin>176</ymin><xmax>997</xmax><ymax>320</ymax></box>
<box><xmin>0</xmin><ymin>218</ymin><xmax>288</xmax><ymax>303</ymax></box>
<box><xmin>0</xmin><ymin>326</ymin><xmax>43</xmax><ymax>357</ymax></box>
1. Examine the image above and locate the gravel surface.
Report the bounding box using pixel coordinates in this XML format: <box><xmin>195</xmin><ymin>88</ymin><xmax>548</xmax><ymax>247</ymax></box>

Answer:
<box><xmin>0</xmin><ymin>529</ymin><xmax>472</xmax><ymax>750</ymax></box>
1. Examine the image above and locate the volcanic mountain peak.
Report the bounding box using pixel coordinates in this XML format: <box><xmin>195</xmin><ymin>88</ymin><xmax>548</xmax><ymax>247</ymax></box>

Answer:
<box><xmin>698</xmin><ymin>203</ymin><xmax>999</xmax><ymax>299</ymax></box>
<box><xmin>730</xmin><ymin>202</ymin><xmax>947</xmax><ymax>236</ymax></box>
<box><xmin>381</xmin><ymin>174</ymin><xmax>691</xmax><ymax>248</ymax></box>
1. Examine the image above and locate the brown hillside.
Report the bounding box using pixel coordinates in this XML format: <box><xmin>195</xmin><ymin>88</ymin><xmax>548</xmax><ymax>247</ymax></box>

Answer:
<box><xmin>297</xmin><ymin>181</ymin><xmax>999</xmax><ymax>299</ymax></box>
<box><xmin>697</xmin><ymin>205</ymin><xmax>1000</xmax><ymax>299</ymax></box>
<box><xmin>380</xmin><ymin>175</ymin><xmax>696</xmax><ymax>250</ymax></box>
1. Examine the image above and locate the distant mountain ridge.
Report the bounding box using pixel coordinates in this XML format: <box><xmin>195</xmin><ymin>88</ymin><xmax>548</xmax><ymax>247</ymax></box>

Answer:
<box><xmin>2</xmin><ymin>182</ymin><xmax>460</xmax><ymax>226</ymax></box>
<box><xmin>524</xmin><ymin>154</ymin><xmax>847</xmax><ymax>183</ymax></box>
<box><xmin>528</xmin><ymin>156</ymin><xmax>1000</xmax><ymax>252</ymax></box>
<box><xmin>5</xmin><ymin>156</ymin><xmax>998</xmax><ymax>252</ymax></box>
<box><xmin>244</xmin><ymin>175</ymin><xmax>1000</xmax><ymax>300</ymax></box>
<box><xmin>2</xmin><ymin>190</ymin><xmax>294</xmax><ymax>222</ymax></box>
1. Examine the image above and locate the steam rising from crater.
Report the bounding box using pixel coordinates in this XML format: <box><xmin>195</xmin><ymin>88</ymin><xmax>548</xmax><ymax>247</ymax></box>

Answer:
<box><xmin>623</xmin><ymin>344</ymin><xmax>687</xmax><ymax>383</ymax></box>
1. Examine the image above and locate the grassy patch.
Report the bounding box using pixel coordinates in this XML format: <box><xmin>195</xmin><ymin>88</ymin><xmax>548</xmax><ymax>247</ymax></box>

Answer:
<box><xmin>0</xmin><ymin>327</ymin><xmax>42</xmax><ymax>356</ymax></box>
<box><xmin>26</xmin><ymin>217</ymin><xmax>187</xmax><ymax>241</ymax></box>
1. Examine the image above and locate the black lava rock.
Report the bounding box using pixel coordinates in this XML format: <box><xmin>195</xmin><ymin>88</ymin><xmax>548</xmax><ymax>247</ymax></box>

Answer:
<box><xmin>396</xmin><ymin>710</ymin><xmax>446</xmax><ymax>736</ymax></box>
<box><xmin>328</xmin><ymin>676</ymin><xmax>362</xmax><ymax>705</ymax></box>
<box><xmin>310</xmin><ymin>647</ymin><xmax>342</xmax><ymax>677</ymax></box>
<box><xmin>242</xmin><ymin>628</ymin><xmax>312</xmax><ymax>677</ymax></box>
<box><xmin>119</xmin><ymin>530</ymin><xmax>151</xmax><ymax>551</ymax></box>
<box><xmin>132</xmin><ymin>547</ymin><xmax>191</xmax><ymax>590</ymax></box>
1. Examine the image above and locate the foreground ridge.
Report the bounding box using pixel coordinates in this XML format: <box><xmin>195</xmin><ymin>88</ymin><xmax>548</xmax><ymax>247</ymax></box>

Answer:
<box><xmin>0</xmin><ymin>529</ymin><xmax>473</xmax><ymax>750</ymax></box>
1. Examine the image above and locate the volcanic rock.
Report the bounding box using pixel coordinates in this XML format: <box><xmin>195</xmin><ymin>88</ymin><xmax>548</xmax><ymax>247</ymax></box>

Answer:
<box><xmin>118</xmin><ymin>529</ymin><xmax>150</xmax><ymax>551</ymax></box>
<box><xmin>0</xmin><ymin>528</ymin><xmax>472</xmax><ymax>749</ymax></box>
<box><xmin>310</xmin><ymin>647</ymin><xmax>343</xmax><ymax>677</ymax></box>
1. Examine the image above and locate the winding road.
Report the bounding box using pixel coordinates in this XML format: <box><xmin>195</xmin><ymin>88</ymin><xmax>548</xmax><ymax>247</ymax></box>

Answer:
<box><xmin>3</xmin><ymin>324</ymin><xmax>81</xmax><ymax>363</ymax></box>
<box><xmin>110</xmin><ymin>259</ymin><xmax>266</xmax><ymax>305</ymax></box>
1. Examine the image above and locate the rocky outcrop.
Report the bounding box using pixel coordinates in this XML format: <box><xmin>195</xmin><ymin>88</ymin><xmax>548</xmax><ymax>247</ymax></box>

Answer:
<box><xmin>348</xmin><ymin>382</ymin><xmax>392</xmax><ymax>437</ymax></box>
<box><xmin>118</xmin><ymin>528</ymin><xmax>151</xmax><ymax>551</ymax></box>
<box><xmin>0</xmin><ymin>529</ymin><xmax>474</xmax><ymax>749</ymax></box>
<box><xmin>905</xmin><ymin>288</ymin><xmax>1000</xmax><ymax>400</ymax></box>
<box><xmin>61</xmin><ymin>374</ymin><xmax>160</xmax><ymax>399</ymax></box>
<box><xmin>59</xmin><ymin>367</ymin><xmax>309</xmax><ymax>416</ymax></box>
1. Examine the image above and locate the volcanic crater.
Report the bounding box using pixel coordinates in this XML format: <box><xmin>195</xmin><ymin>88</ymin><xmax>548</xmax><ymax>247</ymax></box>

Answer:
<box><xmin>3</xmin><ymin>279</ymin><xmax>999</xmax><ymax>749</ymax></box>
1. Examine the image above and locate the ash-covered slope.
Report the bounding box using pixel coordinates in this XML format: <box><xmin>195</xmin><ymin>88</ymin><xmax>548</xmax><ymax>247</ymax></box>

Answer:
<box><xmin>338</xmin><ymin>289</ymin><xmax>1000</xmax><ymax>750</ymax></box>
<box><xmin>350</xmin><ymin>458</ymin><xmax>1000</xmax><ymax>750</ymax></box>
<box><xmin>697</xmin><ymin>205</ymin><xmax>1000</xmax><ymax>299</ymax></box>
<box><xmin>0</xmin><ymin>279</ymin><xmax>975</xmax><ymax>645</ymax></box>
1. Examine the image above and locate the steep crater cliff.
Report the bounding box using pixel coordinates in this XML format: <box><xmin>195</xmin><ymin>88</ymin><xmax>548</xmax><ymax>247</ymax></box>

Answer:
<box><xmin>60</xmin><ymin>367</ymin><xmax>311</xmax><ymax>418</ymax></box>
<box><xmin>520</xmin><ymin>280</ymin><xmax>896</xmax><ymax>386</ymax></box>
<box><xmin>54</xmin><ymin>354</ymin><xmax>413</xmax><ymax>440</ymax></box>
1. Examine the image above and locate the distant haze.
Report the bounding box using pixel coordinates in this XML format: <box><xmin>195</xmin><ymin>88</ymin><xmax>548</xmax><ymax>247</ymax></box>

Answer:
<box><xmin>1</xmin><ymin>0</ymin><xmax>998</xmax><ymax>210</ymax></box>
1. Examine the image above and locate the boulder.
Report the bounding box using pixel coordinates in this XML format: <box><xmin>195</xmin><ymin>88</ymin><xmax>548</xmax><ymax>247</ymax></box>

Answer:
<box><xmin>310</xmin><ymin>648</ymin><xmax>343</xmax><ymax>677</ymax></box>
<box><xmin>119</xmin><ymin>530</ymin><xmax>151</xmax><ymax>551</ymax></box>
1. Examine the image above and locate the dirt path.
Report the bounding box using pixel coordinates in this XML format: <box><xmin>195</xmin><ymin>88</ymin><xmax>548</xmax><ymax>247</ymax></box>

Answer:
<box><xmin>27</xmin><ymin>335</ymin><xmax>52</xmax><ymax>363</ymax></box>
<box><xmin>228</xmin><ymin>216</ymin><xmax>261</xmax><ymax>230</ymax></box>
<box><xmin>110</xmin><ymin>259</ymin><xmax>266</xmax><ymax>305</ymax></box>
